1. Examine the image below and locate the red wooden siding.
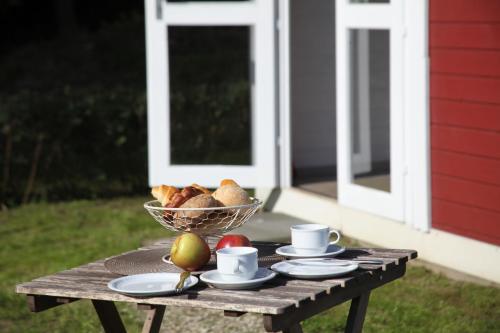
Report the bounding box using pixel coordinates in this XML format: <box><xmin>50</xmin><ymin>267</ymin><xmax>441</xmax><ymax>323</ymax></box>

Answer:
<box><xmin>430</xmin><ymin>0</ymin><xmax>500</xmax><ymax>245</ymax></box>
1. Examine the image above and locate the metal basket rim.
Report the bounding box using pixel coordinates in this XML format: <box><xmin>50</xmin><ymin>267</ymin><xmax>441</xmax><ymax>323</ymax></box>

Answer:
<box><xmin>143</xmin><ymin>197</ymin><xmax>262</xmax><ymax>211</ymax></box>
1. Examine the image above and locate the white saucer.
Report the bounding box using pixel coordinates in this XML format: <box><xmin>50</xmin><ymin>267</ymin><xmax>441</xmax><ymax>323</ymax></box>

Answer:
<box><xmin>108</xmin><ymin>272</ymin><xmax>198</xmax><ymax>297</ymax></box>
<box><xmin>200</xmin><ymin>268</ymin><xmax>276</xmax><ymax>290</ymax></box>
<box><xmin>275</xmin><ymin>244</ymin><xmax>346</xmax><ymax>258</ymax></box>
<box><xmin>271</xmin><ymin>259</ymin><xmax>358</xmax><ymax>279</ymax></box>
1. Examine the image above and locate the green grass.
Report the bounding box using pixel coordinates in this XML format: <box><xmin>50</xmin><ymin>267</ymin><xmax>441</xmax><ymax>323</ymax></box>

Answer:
<box><xmin>1</xmin><ymin>197</ymin><xmax>500</xmax><ymax>332</ymax></box>
<box><xmin>0</xmin><ymin>197</ymin><xmax>174</xmax><ymax>332</ymax></box>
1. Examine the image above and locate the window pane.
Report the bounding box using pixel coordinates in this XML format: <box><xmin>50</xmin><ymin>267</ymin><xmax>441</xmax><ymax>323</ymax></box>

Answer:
<box><xmin>350</xmin><ymin>0</ymin><xmax>389</xmax><ymax>3</ymax></box>
<box><xmin>349</xmin><ymin>29</ymin><xmax>390</xmax><ymax>192</ymax></box>
<box><xmin>168</xmin><ymin>26</ymin><xmax>252</xmax><ymax>165</ymax></box>
<box><xmin>168</xmin><ymin>0</ymin><xmax>250</xmax><ymax>2</ymax></box>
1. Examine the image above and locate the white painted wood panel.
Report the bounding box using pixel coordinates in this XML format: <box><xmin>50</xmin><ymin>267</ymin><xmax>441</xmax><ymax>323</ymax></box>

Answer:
<box><xmin>145</xmin><ymin>0</ymin><xmax>277</xmax><ymax>188</ymax></box>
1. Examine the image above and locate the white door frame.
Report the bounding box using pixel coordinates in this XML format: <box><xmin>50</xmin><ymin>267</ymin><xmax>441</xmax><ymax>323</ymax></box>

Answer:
<box><xmin>279</xmin><ymin>0</ymin><xmax>429</xmax><ymax>229</ymax></box>
<box><xmin>332</xmin><ymin>0</ymin><xmax>430</xmax><ymax>229</ymax></box>
<box><xmin>278</xmin><ymin>0</ymin><xmax>292</xmax><ymax>188</ymax></box>
<box><xmin>336</xmin><ymin>1</ymin><xmax>406</xmax><ymax>221</ymax></box>
<box><xmin>403</xmin><ymin>0</ymin><xmax>430</xmax><ymax>231</ymax></box>
<box><xmin>145</xmin><ymin>0</ymin><xmax>277</xmax><ymax>188</ymax></box>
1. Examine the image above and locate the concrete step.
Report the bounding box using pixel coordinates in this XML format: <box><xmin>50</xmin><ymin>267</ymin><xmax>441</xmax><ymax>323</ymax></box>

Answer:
<box><xmin>227</xmin><ymin>212</ymin><xmax>311</xmax><ymax>242</ymax></box>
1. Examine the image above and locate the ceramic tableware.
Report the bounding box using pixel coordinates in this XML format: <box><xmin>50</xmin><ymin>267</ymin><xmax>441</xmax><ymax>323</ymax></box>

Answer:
<box><xmin>276</xmin><ymin>244</ymin><xmax>345</xmax><ymax>258</ymax></box>
<box><xmin>200</xmin><ymin>267</ymin><xmax>276</xmax><ymax>290</ymax></box>
<box><xmin>216</xmin><ymin>246</ymin><xmax>258</xmax><ymax>282</ymax></box>
<box><xmin>291</xmin><ymin>224</ymin><xmax>341</xmax><ymax>255</ymax></box>
<box><xmin>271</xmin><ymin>259</ymin><xmax>358</xmax><ymax>279</ymax></box>
<box><xmin>107</xmin><ymin>272</ymin><xmax>198</xmax><ymax>296</ymax></box>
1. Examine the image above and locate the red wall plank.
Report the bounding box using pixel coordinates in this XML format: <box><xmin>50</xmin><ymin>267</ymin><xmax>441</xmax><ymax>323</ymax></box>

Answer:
<box><xmin>433</xmin><ymin>199</ymin><xmax>500</xmax><ymax>245</ymax></box>
<box><xmin>432</xmin><ymin>125</ymin><xmax>500</xmax><ymax>159</ymax></box>
<box><xmin>430</xmin><ymin>49</ymin><xmax>500</xmax><ymax>77</ymax></box>
<box><xmin>430</xmin><ymin>99</ymin><xmax>500</xmax><ymax>132</ymax></box>
<box><xmin>430</xmin><ymin>0</ymin><xmax>500</xmax><ymax>23</ymax></box>
<box><xmin>431</xmin><ymin>74</ymin><xmax>500</xmax><ymax>104</ymax></box>
<box><xmin>432</xmin><ymin>175</ymin><xmax>500</xmax><ymax>213</ymax></box>
<box><xmin>430</xmin><ymin>23</ymin><xmax>500</xmax><ymax>49</ymax></box>
<box><xmin>430</xmin><ymin>0</ymin><xmax>500</xmax><ymax>245</ymax></box>
<box><xmin>432</xmin><ymin>149</ymin><xmax>500</xmax><ymax>186</ymax></box>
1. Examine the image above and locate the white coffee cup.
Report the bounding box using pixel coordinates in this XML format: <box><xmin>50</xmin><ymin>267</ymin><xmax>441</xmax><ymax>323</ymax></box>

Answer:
<box><xmin>291</xmin><ymin>224</ymin><xmax>341</xmax><ymax>255</ymax></box>
<box><xmin>216</xmin><ymin>247</ymin><xmax>258</xmax><ymax>282</ymax></box>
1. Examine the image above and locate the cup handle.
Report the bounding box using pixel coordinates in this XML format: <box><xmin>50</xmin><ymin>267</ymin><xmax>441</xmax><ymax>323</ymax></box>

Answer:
<box><xmin>329</xmin><ymin>229</ymin><xmax>341</xmax><ymax>245</ymax></box>
<box><xmin>230</xmin><ymin>258</ymin><xmax>240</xmax><ymax>273</ymax></box>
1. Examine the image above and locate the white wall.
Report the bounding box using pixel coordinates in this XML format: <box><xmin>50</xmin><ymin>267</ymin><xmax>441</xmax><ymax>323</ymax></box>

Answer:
<box><xmin>290</xmin><ymin>3</ymin><xmax>391</xmax><ymax>170</ymax></box>
<box><xmin>291</xmin><ymin>0</ymin><xmax>336</xmax><ymax>169</ymax></box>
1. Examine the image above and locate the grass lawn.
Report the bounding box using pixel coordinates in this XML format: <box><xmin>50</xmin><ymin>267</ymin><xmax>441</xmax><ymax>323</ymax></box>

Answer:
<box><xmin>1</xmin><ymin>197</ymin><xmax>499</xmax><ymax>332</ymax></box>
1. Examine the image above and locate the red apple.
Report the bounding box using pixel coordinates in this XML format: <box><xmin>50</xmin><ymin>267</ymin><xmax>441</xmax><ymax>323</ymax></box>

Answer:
<box><xmin>215</xmin><ymin>234</ymin><xmax>252</xmax><ymax>250</ymax></box>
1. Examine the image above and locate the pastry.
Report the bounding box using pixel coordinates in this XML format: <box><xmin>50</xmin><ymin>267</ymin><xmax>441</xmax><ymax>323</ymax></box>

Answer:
<box><xmin>212</xmin><ymin>184</ymin><xmax>251</xmax><ymax>207</ymax></box>
<box><xmin>166</xmin><ymin>186</ymin><xmax>204</xmax><ymax>208</ymax></box>
<box><xmin>163</xmin><ymin>186</ymin><xmax>204</xmax><ymax>225</ymax></box>
<box><xmin>191</xmin><ymin>183</ymin><xmax>211</xmax><ymax>195</ymax></box>
<box><xmin>151</xmin><ymin>185</ymin><xmax>179</xmax><ymax>206</ymax></box>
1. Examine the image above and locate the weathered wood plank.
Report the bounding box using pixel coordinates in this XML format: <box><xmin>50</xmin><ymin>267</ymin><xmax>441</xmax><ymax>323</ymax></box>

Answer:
<box><xmin>17</xmin><ymin>240</ymin><xmax>416</xmax><ymax>317</ymax></box>
<box><xmin>283</xmin><ymin>323</ymin><xmax>304</xmax><ymax>333</ymax></box>
<box><xmin>224</xmin><ymin>310</ymin><xmax>246</xmax><ymax>317</ymax></box>
<box><xmin>263</xmin><ymin>265</ymin><xmax>406</xmax><ymax>332</ymax></box>
<box><xmin>17</xmin><ymin>282</ymin><xmax>294</xmax><ymax>314</ymax></box>
<box><xmin>31</xmin><ymin>273</ymin><xmax>307</xmax><ymax>308</ymax></box>
<box><xmin>345</xmin><ymin>292</ymin><xmax>371</xmax><ymax>333</ymax></box>
<box><xmin>92</xmin><ymin>300</ymin><xmax>126</xmax><ymax>333</ymax></box>
<box><xmin>27</xmin><ymin>294</ymin><xmax>78</xmax><ymax>312</ymax></box>
<box><xmin>141</xmin><ymin>305</ymin><xmax>166</xmax><ymax>333</ymax></box>
<box><xmin>31</xmin><ymin>271</ymin><xmax>378</xmax><ymax>310</ymax></box>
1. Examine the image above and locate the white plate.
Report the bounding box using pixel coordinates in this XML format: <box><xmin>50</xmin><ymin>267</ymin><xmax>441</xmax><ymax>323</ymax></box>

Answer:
<box><xmin>200</xmin><ymin>268</ymin><xmax>276</xmax><ymax>290</ymax></box>
<box><xmin>108</xmin><ymin>272</ymin><xmax>198</xmax><ymax>296</ymax></box>
<box><xmin>275</xmin><ymin>244</ymin><xmax>346</xmax><ymax>258</ymax></box>
<box><xmin>271</xmin><ymin>259</ymin><xmax>358</xmax><ymax>279</ymax></box>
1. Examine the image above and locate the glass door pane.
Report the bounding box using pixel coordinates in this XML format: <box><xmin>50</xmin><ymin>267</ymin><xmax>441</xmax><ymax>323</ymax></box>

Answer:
<box><xmin>349</xmin><ymin>29</ymin><xmax>390</xmax><ymax>192</ymax></box>
<box><xmin>168</xmin><ymin>26</ymin><xmax>252</xmax><ymax>165</ymax></box>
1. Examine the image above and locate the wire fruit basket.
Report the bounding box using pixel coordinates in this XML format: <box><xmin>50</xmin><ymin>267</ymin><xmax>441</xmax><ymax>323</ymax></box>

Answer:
<box><xmin>144</xmin><ymin>198</ymin><xmax>262</xmax><ymax>237</ymax></box>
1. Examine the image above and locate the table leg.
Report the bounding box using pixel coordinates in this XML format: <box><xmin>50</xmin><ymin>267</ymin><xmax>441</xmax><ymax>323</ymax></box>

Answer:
<box><xmin>92</xmin><ymin>300</ymin><xmax>127</xmax><ymax>333</ymax></box>
<box><xmin>141</xmin><ymin>305</ymin><xmax>166</xmax><ymax>333</ymax></box>
<box><xmin>345</xmin><ymin>291</ymin><xmax>371</xmax><ymax>333</ymax></box>
<box><xmin>283</xmin><ymin>323</ymin><xmax>304</xmax><ymax>333</ymax></box>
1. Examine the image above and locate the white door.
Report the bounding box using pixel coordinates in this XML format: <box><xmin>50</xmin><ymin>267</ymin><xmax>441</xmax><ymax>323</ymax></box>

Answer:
<box><xmin>336</xmin><ymin>0</ymin><xmax>405</xmax><ymax>221</ymax></box>
<box><xmin>145</xmin><ymin>0</ymin><xmax>276</xmax><ymax>188</ymax></box>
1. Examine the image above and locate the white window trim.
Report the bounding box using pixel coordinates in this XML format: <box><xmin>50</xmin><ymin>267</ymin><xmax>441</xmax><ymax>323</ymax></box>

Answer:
<box><xmin>145</xmin><ymin>0</ymin><xmax>277</xmax><ymax>188</ymax></box>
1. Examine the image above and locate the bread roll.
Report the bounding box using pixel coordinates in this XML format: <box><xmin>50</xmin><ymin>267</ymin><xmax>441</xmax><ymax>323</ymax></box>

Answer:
<box><xmin>177</xmin><ymin>194</ymin><xmax>220</xmax><ymax>219</ymax></box>
<box><xmin>212</xmin><ymin>185</ymin><xmax>251</xmax><ymax>207</ymax></box>
<box><xmin>220</xmin><ymin>179</ymin><xmax>239</xmax><ymax>187</ymax></box>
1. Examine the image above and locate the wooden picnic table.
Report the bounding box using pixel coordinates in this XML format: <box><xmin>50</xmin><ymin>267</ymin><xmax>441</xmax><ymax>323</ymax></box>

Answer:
<box><xmin>16</xmin><ymin>237</ymin><xmax>417</xmax><ymax>333</ymax></box>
